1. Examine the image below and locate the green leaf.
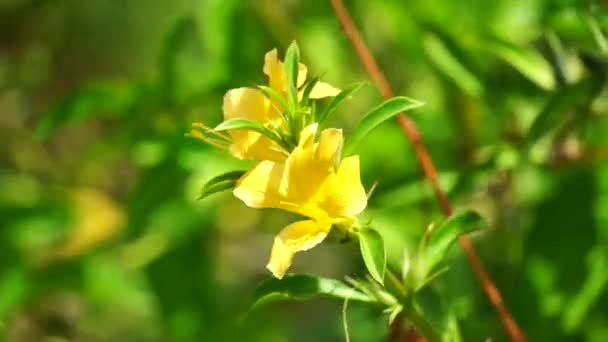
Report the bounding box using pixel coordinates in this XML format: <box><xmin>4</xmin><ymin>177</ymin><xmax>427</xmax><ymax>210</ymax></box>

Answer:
<box><xmin>411</xmin><ymin>286</ymin><xmax>462</xmax><ymax>342</ymax></box>
<box><xmin>317</xmin><ymin>82</ymin><xmax>365</xmax><ymax>124</ymax></box>
<box><xmin>417</xmin><ymin>210</ymin><xmax>485</xmax><ymax>283</ymax></box>
<box><xmin>198</xmin><ymin>170</ymin><xmax>246</xmax><ymax>200</ymax></box>
<box><xmin>423</xmin><ymin>33</ymin><xmax>483</xmax><ymax>96</ymax></box>
<box><xmin>483</xmin><ymin>37</ymin><xmax>555</xmax><ymax>91</ymax></box>
<box><xmin>214</xmin><ymin>118</ymin><xmax>281</xmax><ymax>143</ymax></box>
<box><xmin>528</xmin><ymin>77</ymin><xmax>599</xmax><ymax>141</ymax></box>
<box><xmin>257</xmin><ymin>85</ymin><xmax>289</xmax><ymax>112</ymax></box>
<box><xmin>358</xmin><ymin>228</ymin><xmax>386</xmax><ymax>285</ymax></box>
<box><xmin>563</xmin><ymin>246</ymin><xmax>608</xmax><ymax>332</ymax></box>
<box><xmin>249</xmin><ymin>274</ymin><xmax>374</xmax><ymax>311</ymax></box>
<box><xmin>158</xmin><ymin>16</ymin><xmax>205</xmax><ymax>107</ymax></box>
<box><xmin>299</xmin><ymin>76</ymin><xmax>320</xmax><ymax>106</ymax></box>
<box><xmin>0</xmin><ymin>268</ymin><xmax>30</xmax><ymax>320</ymax></box>
<box><xmin>345</xmin><ymin>96</ymin><xmax>424</xmax><ymax>155</ymax></box>
<box><xmin>283</xmin><ymin>41</ymin><xmax>301</xmax><ymax>112</ymax></box>
<box><xmin>36</xmin><ymin>81</ymin><xmax>139</xmax><ymax>139</ymax></box>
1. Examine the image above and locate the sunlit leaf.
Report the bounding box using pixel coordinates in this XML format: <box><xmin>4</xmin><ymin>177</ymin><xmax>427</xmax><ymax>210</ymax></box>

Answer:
<box><xmin>198</xmin><ymin>170</ymin><xmax>246</xmax><ymax>200</ymax></box>
<box><xmin>484</xmin><ymin>37</ymin><xmax>555</xmax><ymax>90</ymax></box>
<box><xmin>344</xmin><ymin>96</ymin><xmax>424</xmax><ymax>155</ymax></box>
<box><xmin>401</xmin><ymin>248</ymin><xmax>411</xmax><ymax>283</ymax></box>
<box><xmin>358</xmin><ymin>227</ymin><xmax>386</xmax><ymax>285</ymax></box>
<box><xmin>214</xmin><ymin>118</ymin><xmax>280</xmax><ymax>142</ymax></box>
<box><xmin>284</xmin><ymin>41</ymin><xmax>301</xmax><ymax>112</ymax></box>
<box><xmin>249</xmin><ymin>274</ymin><xmax>374</xmax><ymax>312</ymax></box>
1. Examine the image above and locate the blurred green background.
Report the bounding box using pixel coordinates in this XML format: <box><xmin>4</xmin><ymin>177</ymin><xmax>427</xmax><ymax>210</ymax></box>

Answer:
<box><xmin>1</xmin><ymin>0</ymin><xmax>607</xmax><ymax>341</ymax></box>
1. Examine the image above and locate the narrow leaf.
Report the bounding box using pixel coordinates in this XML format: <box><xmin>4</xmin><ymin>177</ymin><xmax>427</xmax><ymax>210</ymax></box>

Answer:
<box><xmin>401</xmin><ymin>248</ymin><xmax>411</xmax><ymax>283</ymax></box>
<box><xmin>198</xmin><ymin>170</ymin><xmax>246</xmax><ymax>200</ymax></box>
<box><xmin>423</xmin><ymin>33</ymin><xmax>483</xmax><ymax>96</ymax></box>
<box><xmin>249</xmin><ymin>274</ymin><xmax>374</xmax><ymax>311</ymax></box>
<box><xmin>257</xmin><ymin>85</ymin><xmax>288</xmax><ymax>111</ymax></box>
<box><xmin>300</xmin><ymin>76</ymin><xmax>320</xmax><ymax>106</ymax></box>
<box><xmin>284</xmin><ymin>41</ymin><xmax>301</xmax><ymax>112</ymax></box>
<box><xmin>484</xmin><ymin>38</ymin><xmax>555</xmax><ymax>91</ymax></box>
<box><xmin>412</xmin><ymin>286</ymin><xmax>462</xmax><ymax>342</ymax></box>
<box><xmin>214</xmin><ymin>118</ymin><xmax>280</xmax><ymax>141</ymax></box>
<box><xmin>345</xmin><ymin>96</ymin><xmax>424</xmax><ymax>155</ymax></box>
<box><xmin>418</xmin><ymin>210</ymin><xmax>485</xmax><ymax>281</ymax></box>
<box><xmin>358</xmin><ymin>228</ymin><xmax>386</xmax><ymax>285</ymax></box>
<box><xmin>317</xmin><ymin>82</ymin><xmax>365</xmax><ymax>124</ymax></box>
<box><xmin>528</xmin><ymin>78</ymin><xmax>598</xmax><ymax>141</ymax></box>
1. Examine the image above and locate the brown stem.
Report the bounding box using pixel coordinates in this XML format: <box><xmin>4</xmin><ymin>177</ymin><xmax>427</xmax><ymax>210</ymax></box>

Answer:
<box><xmin>329</xmin><ymin>1</ymin><xmax>526</xmax><ymax>341</ymax></box>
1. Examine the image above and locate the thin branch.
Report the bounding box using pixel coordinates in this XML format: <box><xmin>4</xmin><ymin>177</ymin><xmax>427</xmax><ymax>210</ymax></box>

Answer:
<box><xmin>329</xmin><ymin>1</ymin><xmax>526</xmax><ymax>341</ymax></box>
<box><xmin>343</xmin><ymin>298</ymin><xmax>351</xmax><ymax>342</ymax></box>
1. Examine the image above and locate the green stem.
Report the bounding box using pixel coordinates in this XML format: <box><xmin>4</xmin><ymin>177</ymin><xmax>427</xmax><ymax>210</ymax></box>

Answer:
<box><xmin>386</xmin><ymin>269</ymin><xmax>438</xmax><ymax>340</ymax></box>
<box><xmin>386</xmin><ymin>269</ymin><xmax>407</xmax><ymax>298</ymax></box>
<box><xmin>402</xmin><ymin>302</ymin><xmax>440</xmax><ymax>342</ymax></box>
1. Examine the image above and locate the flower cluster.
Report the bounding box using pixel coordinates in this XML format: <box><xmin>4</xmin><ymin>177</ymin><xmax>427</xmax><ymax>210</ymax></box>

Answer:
<box><xmin>191</xmin><ymin>45</ymin><xmax>368</xmax><ymax>278</ymax></box>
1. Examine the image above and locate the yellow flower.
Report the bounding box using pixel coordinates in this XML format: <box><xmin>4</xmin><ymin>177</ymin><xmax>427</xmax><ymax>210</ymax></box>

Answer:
<box><xmin>57</xmin><ymin>188</ymin><xmax>125</xmax><ymax>258</ymax></box>
<box><xmin>218</xmin><ymin>49</ymin><xmax>341</xmax><ymax>162</ymax></box>
<box><xmin>263</xmin><ymin>49</ymin><xmax>341</xmax><ymax>99</ymax></box>
<box><xmin>233</xmin><ymin>124</ymin><xmax>367</xmax><ymax>278</ymax></box>
<box><xmin>223</xmin><ymin>87</ymin><xmax>287</xmax><ymax>161</ymax></box>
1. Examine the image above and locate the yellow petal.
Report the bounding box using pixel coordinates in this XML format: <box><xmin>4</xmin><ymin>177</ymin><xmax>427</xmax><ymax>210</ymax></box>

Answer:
<box><xmin>234</xmin><ymin>125</ymin><xmax>366</xmax><ymax>222</ymax></box>
<box><xmin>315</xmin><ymin>155</ymin><xmax>367</xmax><ymax>219</ymax></box>
<box><xmin>266</xmin><ymin>219</ymin><xmax>331</xmax><ymax>279</ymax></box>
<box><xmin>309</xmin><ymin>81</ymin><xmax>341</xmax><ymax>99</ymax></box>
<box><xmin>315</xmin><ymin>128</ymin><xmax>343</xmax><ymax>164</ymax></box>
<box><xmin>283</xmin><ymin>126</ymin><xmax>343</xmax><ymax>203</ymax></box>
<box><xmin>233</xmin><ymin>160</ymin><xmax>289</xmax><ymax>210</ymax></box>
<box><xmin>222</xmin><ymin>87</ymin><xmax>286</xmax><ymax>161</ymax></box>
<box><xmin>263</xmin><ymin>48</ymin><xmax>308</xmax><ymax>92</ymax></box>
<box><xmin>284</xmin><ymin>125</ymin><xmax>333</xmax><ymax>203</ymax></box>
<box><xmin>263</xmin><ymin>49</ymin><xmax>284</xmax><ymax>92</ymax></box>
<box><xmin>223</xmin><ymin>87</ymin><xmax>276</xmax><ymax>123</ymax></box>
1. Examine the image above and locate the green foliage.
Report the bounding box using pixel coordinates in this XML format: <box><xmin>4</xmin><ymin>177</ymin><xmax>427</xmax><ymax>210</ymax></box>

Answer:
<box><xmin>284</xmin><ymin>41</ymin><xmax>301</xmax><ymax>114</ymax></box>
<box><xmin>344</xmin><ymin>96</ymin><xmax>424</xmax><ymax>155</ymax></box>
<box><xmin>317</xmin><ymin>82</ymin><xmax>365</xmax><ymax>124</ymax></box>
<box><xmin>358</xmin><ymin>227</ymin><xmax>387</xmax><ymax>285</ymax></box>
<box><xmin>528</xmin><ymin>77</ymin><xmax>604</xmax><ymax>141</ymax></box>
<box><xmin>413</xmin><ymin>211</ymin><xmax>485</xmax><ymax>287</ymax></box>
<box><xmin>198</xmin><ymin>170</ymin><xmax>246</xmax><ymax>200</ymax></box>
<box><xmin>257</xmin><ymin>85</ymin><xmax>289</xmax><ymax>111</ymax></box>
<box><xmin>249</xmin><ymin>274</ymin><xmax>375</xmax><ymax>312</ymax></box>
<box><xmin>299</xmin><ymin>76</ymin><xmax>320</xmax><ymax>107</ymax></box>
<box><xmin>3</xmin><ymin>1</ymin><xmax>608</xmax><ymax>341</ymax></box>
<box><xmin>423</xmin><ymin>33</ymin><xmax>483</xmax><ymax>97</ymax></box>
<box><xmin>36</xmin><ymin>81</ymin><xmax>141</xmax><ymax>139</ymax></box>
<box><xmin>411</xmin><ymin>286</ymin><xmax>462</xmax><ymax>342</ymax></box>
<box><xmin>215</xmin><ymin>118</ymin><xmax>276</xmax><ymax>137</ymax></box>
<box><xmin>482</xmin><ymin>36</ymin><xmax>556</xmax><ymax>91</ymax></box>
